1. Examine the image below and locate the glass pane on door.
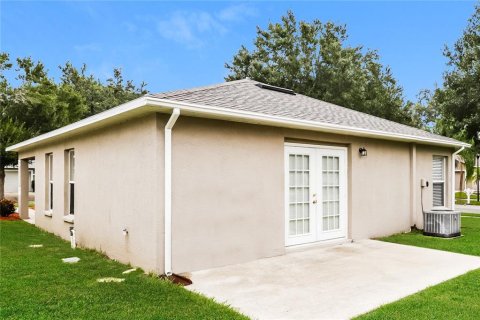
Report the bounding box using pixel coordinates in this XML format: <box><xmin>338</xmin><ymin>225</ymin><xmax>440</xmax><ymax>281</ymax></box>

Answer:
<box><xmin>288</xmin><ymin>154</ymin><xmax>310</xmax><ymax>236</ymax></box>
<box><xmin>322</xmin><ymin>156</ymin><xmax>340</xmax><ymax>231</ymax></box>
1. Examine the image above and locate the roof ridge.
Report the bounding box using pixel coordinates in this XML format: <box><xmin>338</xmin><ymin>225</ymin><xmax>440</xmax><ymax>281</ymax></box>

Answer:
<box><xmin>150</xmin><ymin>78</ymin><xmax>257</xmax><ymax>98</ymax></box>
<box><xmin>147</xmin><ymin>79</ymin><xmax>461</xmax><ymax>145</ymax></box>
<box><xmin>7</xmin><ymin>78</ymin><xmax>468</xmax><ymax>152</ymax></box>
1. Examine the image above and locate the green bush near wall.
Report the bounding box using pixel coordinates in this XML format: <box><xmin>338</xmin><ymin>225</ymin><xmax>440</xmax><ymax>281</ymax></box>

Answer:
<box><xmin>456</xmin><ymin>192</ymin><xmax>467</xmax><ymax>199</ymax></box>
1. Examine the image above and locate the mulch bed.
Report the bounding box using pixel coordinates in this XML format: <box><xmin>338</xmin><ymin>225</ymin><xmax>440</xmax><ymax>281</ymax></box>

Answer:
<box><xmin>159</xmin><ymin>273</ymin><xmax>193</xmax><ymax>286</ymax></box>
<box><xmin>0</xmin><ymin>213</ymin><xmax>21</xmax><ymax>221</ymax></box>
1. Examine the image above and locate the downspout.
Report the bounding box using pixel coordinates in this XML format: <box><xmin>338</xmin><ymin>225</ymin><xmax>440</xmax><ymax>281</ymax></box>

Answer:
<box><xmin>452</xmin><ymin>146</ymin><xmax>465</xmax><ymax>210</ymax></box>
<box><xmin>410</xmin><ymin>144</ymin><xmax>417</xmax><ymax>227</ymax></box>
<box><xmin>164</xmin><ymin>108</ymin><xmax>180</xmax><ymax>276</ymax></box>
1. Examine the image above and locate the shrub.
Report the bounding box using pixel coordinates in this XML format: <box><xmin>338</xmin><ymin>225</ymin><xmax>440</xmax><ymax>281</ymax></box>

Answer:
<box><xmin>0</xmin><ymin>199</ymin><xmax>15</xmax><ymax>217</ymax></box>
<box><xmin>456</xmin><ymin>192</ymin><xmax>467</xmax><ymax>199</ymax></box>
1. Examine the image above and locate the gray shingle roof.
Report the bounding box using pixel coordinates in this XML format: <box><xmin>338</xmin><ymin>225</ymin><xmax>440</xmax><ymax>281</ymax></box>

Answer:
<box><xmin>150</xmin><ymin>79</ymin><xmax>461</xmax><ymax>145</ymax></box>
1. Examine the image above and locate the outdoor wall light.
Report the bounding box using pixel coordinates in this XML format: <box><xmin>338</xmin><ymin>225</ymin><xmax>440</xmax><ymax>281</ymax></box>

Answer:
<box><xmin>359</xmin><ymin>147</ymin><xmax>368</xmax><ymax>157</ymax></box>
<box><xmin>123</xmin><ymin>228</ymin><xmax>129</xmax><ymax>236</ymax></box>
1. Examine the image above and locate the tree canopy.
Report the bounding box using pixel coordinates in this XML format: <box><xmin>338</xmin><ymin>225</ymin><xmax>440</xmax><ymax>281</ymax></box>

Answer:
<box><xmin>0</xmin><ymin>53</ymin><xmax>147</xmax><ymax>198</ymax></box>
<box><xmin>429</xmin><ymin>5</ymin><xmax>480</xmax><ymax>144</ymax></box>
<box><xmin>426</xmin><ymin>5</ymin><xmax>480</xmax><ymax>181</ymax></box>
<box><xmin>225</xmin><ymin>11</ymin><xmax>416</xmax><ymax>126</ymax></box>
<box><xmin>2</xmin><ymin>6</ymin><xmax>480</xmax><ymax>198</ymax></box>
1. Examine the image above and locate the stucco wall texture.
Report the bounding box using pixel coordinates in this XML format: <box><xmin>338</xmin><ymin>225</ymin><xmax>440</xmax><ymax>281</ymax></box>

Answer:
<box><xmin>17</xmin><ymin>113</ymin><xmax>455</xmax><ymax>274</ymax></box>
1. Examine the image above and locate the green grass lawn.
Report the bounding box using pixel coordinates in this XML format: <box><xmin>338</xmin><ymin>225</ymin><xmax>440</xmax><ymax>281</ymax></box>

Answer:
<box><xmin>455</xmin><ymin>191</ymin><xmax>480</xmax><ymax>205</ymax></box>
<box><xmin>456</xmin><ymin>191</ymin><xmax>480</xmax><ymax>199</ymax></box>
<box><xmin>456</xmin><ymin>199</ymin><xmax>480</xmax><ymax>205</ymax></box>
<box><xmin>0</xmin><ymin>221</ymin><xmax>247</xmax><ymax>320</ymax></box>
<box><xmin>4</xmin><ymin>217</ymin><xmax>480</xmax><ymax>320</ymax></box>
<box><xmin>377</xmin><ymin>214</ymin><xmax>480</xmax><ymax>256</ymax></box>
<box><xmin>356</xmin><ymin>214</ymin><xmax>480</xmax><ymax>320</ymax></box>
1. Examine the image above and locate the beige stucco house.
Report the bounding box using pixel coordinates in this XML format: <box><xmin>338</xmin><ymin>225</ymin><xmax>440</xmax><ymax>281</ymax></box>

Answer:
<box><xmin>455</xmin><ymin>154</ymin><xmax>478</xmax><ymax>192</ymax></box>
<box><xmin>4</xmin><ymin>163</ymin><xmax>35</xmax><ymax>194</ymax></box>
<box><xmin>7</xmin><ymin>79</ymin><xmax>469</xmax><ymax>275</ymax></box>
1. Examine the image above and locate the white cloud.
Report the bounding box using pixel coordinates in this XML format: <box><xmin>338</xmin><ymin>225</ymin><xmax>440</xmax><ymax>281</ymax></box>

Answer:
<box><xmin>217</xmin><ymin>4</ymin><xmax>258</xmax><ymax>22</ymax></box>
<box><xmin>155</xmin><ymin>4</ymin><xmax>257</xmax><ymax>49</ymax></box>
<box><xmin>157</xmin><ymin>11</ymin><xmax>227</xmax><ymax>48</ymax></box>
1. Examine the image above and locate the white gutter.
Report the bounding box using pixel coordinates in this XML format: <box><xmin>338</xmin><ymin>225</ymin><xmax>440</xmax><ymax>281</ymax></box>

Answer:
<box><xmin>164</xmin><ymin>108</ymin><xmax>180</xmax><ymax>276</ymax></box>
<box><xmin>144</xmin><ymin>97</ymin><xmax>471</xmax><ymax>149</ymax></box>
<box><xmin>6</xmin><ymin>96</ymin><xmax>470</xmax><ymax>152</ymax></box>
<box><xmin>6</xmin><ymin>96</ymin><xmax>150</xmax><ymax>152</ymax></box>
<box><xmin>452</xmin><ymin>146</ymin><xmax>465</xmax><ymax>209</ymax></box>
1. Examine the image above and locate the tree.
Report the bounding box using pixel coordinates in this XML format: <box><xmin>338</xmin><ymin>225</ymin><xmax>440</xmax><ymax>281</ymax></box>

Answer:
<box><xmin>225</xmin><ymin>11</ymin><xmax>416</xmax><ymax>126</ymax></box>
<box><xmin>5</xmin><ymin>57</ymin><xmax>85</xmax><ymax>135</ymax></box>
<box><xmin>59</xmin><ymin>62</ymin><xmax>147</xmax><ymax>117</ymax></box>
<box><xmin>428</xmin><ymin>5</ymin><xmax>480</xmax><ymax>184</ymax></box>
<box><xmin>0</xmin><ymin>118</ymin><xmax>28</xmax><ymax>199</ymax></box>
<box><xmin>0</xmin><ymin>53</ymin><xmax>30</xmax><ymax>199</ymax></box>
<box><xmin>461</xmin><ymin>141</ymin><xmax>478</xmax><ymax>184</ymax></box>
<box><xmin>0</xmin><ymin>53</ymin><xmax>148</xmax><ymax>199</ymax></box>
<box><xmin>431</xmin><ymin>5</ymin><xmax>480</xmax><ymax>141</ymax></box>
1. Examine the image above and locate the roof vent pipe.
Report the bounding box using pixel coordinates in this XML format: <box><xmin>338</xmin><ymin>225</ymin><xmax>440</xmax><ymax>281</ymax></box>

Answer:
<box><xmin>164</xmin><ymin>108</ymin><xmax>180</xmax><ymax>276</ymax></box>
<box><xmin>256</xmin><ymin>83</ymin><xmax>295</xmax><ymax>95</ymax></box>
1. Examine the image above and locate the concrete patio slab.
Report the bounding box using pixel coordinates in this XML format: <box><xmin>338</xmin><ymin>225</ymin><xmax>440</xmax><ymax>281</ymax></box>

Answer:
<box><xmin>188</xmin><ymin>240</ymin><xmax>480</xmax><ymax>320</ymax></box>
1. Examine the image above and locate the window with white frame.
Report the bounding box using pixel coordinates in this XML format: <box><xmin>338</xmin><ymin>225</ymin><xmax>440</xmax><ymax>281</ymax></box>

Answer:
<box><xmin>46</xmin><ymin>153</ymin><xmax>53</xmax><ymax>211</ymax></box>
<box><xmin>67</xmin><ymin>149</ymin><xmax>75</xmax><ymax>215</ymax></box>
<box><xmin>432</xmin><ymin>156</ymin><xmax>446</xmax><ymax>207</ymax></box>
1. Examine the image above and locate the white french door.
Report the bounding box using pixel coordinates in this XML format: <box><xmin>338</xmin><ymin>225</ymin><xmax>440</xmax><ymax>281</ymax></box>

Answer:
<box><xmin>285</xmin><ymin>144</ymin><xmax>347</xmax><ymax>246</ymax></box>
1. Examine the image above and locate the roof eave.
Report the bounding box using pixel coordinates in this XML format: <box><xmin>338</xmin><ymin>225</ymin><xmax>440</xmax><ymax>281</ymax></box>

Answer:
<box><xmin>6</xmin><ymin>97</ymin><xmax>156</xmax><ymax>152</ymax></box>
<box><xmin>146</xmin><ymin>97</ymin><xmax>470</xmax><ymax>149</ymax></box>
<box><xmin>6</xmin><ymin>96</ymin><xmax>470</xmax><ymax>152</ymax></box>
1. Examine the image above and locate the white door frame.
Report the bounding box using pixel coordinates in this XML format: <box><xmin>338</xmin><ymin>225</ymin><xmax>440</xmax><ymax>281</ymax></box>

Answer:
<box><xmin>284</xmin><ymin>146</ymin><xmax>318</xmax><ymax>246</ymax></box>
<box><xmin>284</xmin><ymin>143</ymin><xmax>348</xmax><ymax>246</ymax></box>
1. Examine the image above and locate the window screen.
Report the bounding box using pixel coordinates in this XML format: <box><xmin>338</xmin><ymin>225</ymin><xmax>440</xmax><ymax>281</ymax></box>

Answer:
<box><xmin>432</xmin><ymin>156</ymin><xmax>446</xmax><ymax>207</ymax></box>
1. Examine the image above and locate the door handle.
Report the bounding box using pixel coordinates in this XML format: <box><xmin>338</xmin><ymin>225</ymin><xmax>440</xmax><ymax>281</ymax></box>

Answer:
<box><xmin>312</xmin><ymin>193</ymin><xmax>317</xmax><ymax>204</ymax></box>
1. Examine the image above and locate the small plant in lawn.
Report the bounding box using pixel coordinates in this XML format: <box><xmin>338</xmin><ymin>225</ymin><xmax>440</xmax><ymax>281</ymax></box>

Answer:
<box><xmin>0</xmin><ymin>199</ymin><xmax>15</xmax><ymax>217</ymax></box>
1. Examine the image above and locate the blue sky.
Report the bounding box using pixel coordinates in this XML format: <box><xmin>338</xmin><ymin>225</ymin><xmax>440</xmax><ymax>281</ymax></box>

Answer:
<box><xmin>1</xmin><ymin>1</ymin><xmax>476</xmax><ymax>101</ymax></box>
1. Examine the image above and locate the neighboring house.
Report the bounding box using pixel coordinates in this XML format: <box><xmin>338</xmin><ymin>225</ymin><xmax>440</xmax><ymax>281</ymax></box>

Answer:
<box><xmin>8</xmin><ymin>79</ymin><xmax>469</xmax><ymax>275</ymax></box>
<box><xmin>455</xmin><ymin>154</ymin><xmax>478</xmax><ymax>191</ymax></box>
<box><xmin>455</xmin><ymin>155</ymin><xmax>467</xmax><ymax>191</ymax></box>
<box><xmin>4</xmin><ymin>163</ymin><xmax>35</xmax><ymax>194</ymax></box>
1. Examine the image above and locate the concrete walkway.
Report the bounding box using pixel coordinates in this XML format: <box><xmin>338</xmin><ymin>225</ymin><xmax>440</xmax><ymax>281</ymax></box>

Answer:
<box><xmin>456</xmin><ymin>204</ymin><xmax>480</xmax><ymax>214</ymax></box>
<box><xmin>188</xmin><ymin>240</ymin><xmax>480</xmax><ymax>320</ymax></box>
